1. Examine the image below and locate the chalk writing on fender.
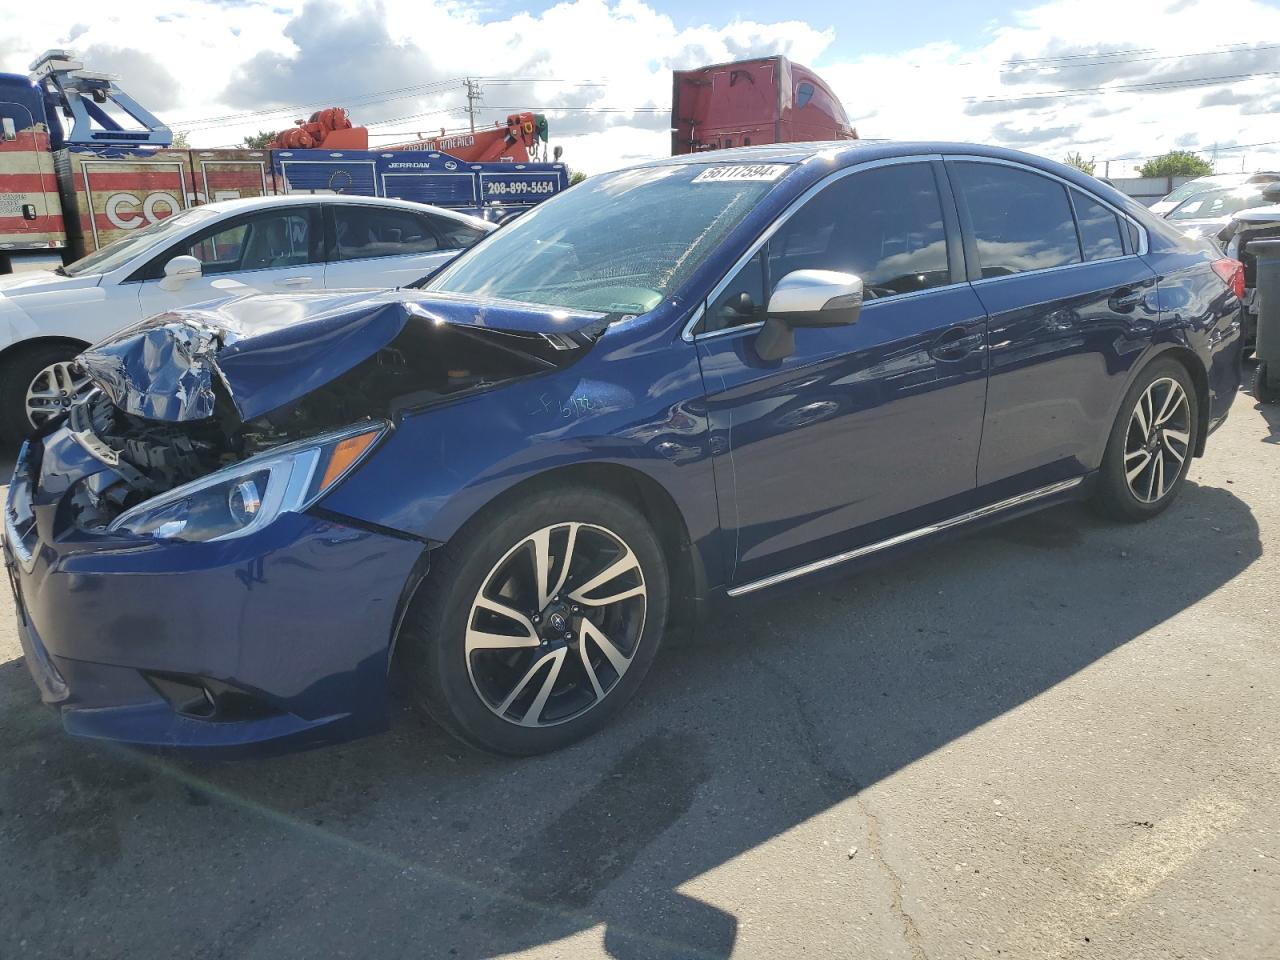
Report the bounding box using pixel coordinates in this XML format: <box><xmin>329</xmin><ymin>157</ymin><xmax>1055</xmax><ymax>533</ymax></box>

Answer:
<box><xmin>530</xmin><ymin>393</ymin><xmax>600</xmax><ymax>419</ymax></box>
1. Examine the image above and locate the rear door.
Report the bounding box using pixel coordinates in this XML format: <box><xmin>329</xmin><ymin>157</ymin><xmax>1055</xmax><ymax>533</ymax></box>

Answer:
<box><xmin>694</xmin><ymin>159</ymin><xmax>989</xmax><ymax>587</ymax></box>
<box><xmin>133</xmin><ymin>204</ymin><xmax>324</xmax><ymax>315</ymax></box>
<box><xmin>946</xmin><ymin>158</ymin><xmax>1158</xmax><ymax>494</ymax></box>
<box><xmin>323</xmin><ymin>204</ymin><xmax>461</xmax><ymax>289</ymax></box>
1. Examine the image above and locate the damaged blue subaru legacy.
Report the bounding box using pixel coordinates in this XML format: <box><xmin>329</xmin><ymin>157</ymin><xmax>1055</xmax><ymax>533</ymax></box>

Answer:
<box><xmin>4</xmin><ymin>143</ymin><xmax>1244</xmax><ymax>755</ymax></box>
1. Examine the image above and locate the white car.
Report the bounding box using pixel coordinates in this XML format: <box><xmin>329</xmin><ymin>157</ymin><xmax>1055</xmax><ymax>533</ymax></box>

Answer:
<box><xmin>1149</xmin><ymin>172</ymin><xmax>1280</xmax><ymax>216</ymax></box>
<box><xmin>0</xmin><ymin>194</ymin><xmax>492</xmax><ymax>437</ymax></box>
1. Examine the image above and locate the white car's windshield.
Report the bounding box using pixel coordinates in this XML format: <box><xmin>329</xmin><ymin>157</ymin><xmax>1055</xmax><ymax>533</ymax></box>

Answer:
<box><xmin>424</xmin><ymin>163</ymin><xmax>789</xmax><ymax>313</ymax></box>
<box><xmin>61</xmin><ymin>207</ymin><xmax>222</xmax><ymax>277</ymax></box>
<box><xmin>1168</xmin><ymin>188</ymin><xmax>1267</xmax><ymax>221</ymax></box>
<box><xmin>1161</xmin><ymin>176</ymin><xmax>1245</xmax><ymax>206</ymax></box>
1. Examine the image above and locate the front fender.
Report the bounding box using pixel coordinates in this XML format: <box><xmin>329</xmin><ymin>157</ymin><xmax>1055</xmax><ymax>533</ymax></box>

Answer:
<box><xmin>317</xmin><ymin>344</ymin><xmax>723</xmax><ymax>582</ymax></box>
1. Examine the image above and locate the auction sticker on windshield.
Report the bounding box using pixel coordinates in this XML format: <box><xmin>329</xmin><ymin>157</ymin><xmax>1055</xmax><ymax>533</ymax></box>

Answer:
<box><xmin>692</xmin><ymin>164</ymin><xmax>790</xmax><ymax>183</ymax></box>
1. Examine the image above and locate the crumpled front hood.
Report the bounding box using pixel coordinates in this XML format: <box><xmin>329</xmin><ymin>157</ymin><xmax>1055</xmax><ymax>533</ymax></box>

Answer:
<box><xmin>77</xmin><ymin>289</ymin><xmax>608</xmax><ymax>422</ymax></box>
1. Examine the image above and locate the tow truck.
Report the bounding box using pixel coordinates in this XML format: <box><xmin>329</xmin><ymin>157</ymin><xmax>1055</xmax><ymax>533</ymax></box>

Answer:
<box><xmin>0</xmin><ymin>51</ymin><xmax>567</xmax><ymax>273</ymax></box>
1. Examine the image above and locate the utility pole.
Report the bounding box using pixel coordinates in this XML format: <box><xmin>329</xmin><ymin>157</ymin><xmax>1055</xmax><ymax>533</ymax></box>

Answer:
<box><xmin>463</xmin><ymin>78</ymin><xmax>482</xmax><ymax>133</ymax></box>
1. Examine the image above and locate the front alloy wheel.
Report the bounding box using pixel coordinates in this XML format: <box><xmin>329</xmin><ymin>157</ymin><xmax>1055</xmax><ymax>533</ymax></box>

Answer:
<box><xmin>401</xmin><ymin>487</ymin><xmax>669</xmax><ymax>755</ymax></box>
<box><xmin>465</xmin><ymin>522</ymin><xmax>647</xmax><ymax>727</ymax></box>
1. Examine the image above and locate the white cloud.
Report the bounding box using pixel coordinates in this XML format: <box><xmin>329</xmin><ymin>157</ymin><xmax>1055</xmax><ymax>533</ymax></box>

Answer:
<box><xmin>2</xmin><ymin>0</ymin><xmax>1278</xmax><ymax>176</ymax></box>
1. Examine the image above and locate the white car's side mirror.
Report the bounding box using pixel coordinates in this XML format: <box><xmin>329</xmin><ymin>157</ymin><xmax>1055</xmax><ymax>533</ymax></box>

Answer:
<box><xmin>159</xmin><ymin>255</ymin><xmax>203</xmax><ymax>292</ymax></box>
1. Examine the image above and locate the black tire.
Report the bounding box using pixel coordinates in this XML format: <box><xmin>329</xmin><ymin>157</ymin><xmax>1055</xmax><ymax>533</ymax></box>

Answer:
<box><xmin>1092</xmin><ymin>357</ymin><xmax>1199</xmax><ymax>522</ymax></box>
<box><xmin>399</xmin><ymin>486</ymin><xmax>669</xmax><ymax>755</ymax></box>
<box><xmin>1256</xmin><ymin>361</ymin><xmax>1280</xmax><ymax>404</ymax></box>
<box><xmin>0</xmin><ymin>342</ymin><xmax>82</xmax><ymax>442</ymax></box>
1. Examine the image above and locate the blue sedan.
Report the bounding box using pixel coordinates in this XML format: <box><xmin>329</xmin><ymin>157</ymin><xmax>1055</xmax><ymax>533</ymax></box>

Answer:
<box><xmin>3</xmin><ymin>142</ymin><xmax>1245</xmax><ymax>755</ymax></box>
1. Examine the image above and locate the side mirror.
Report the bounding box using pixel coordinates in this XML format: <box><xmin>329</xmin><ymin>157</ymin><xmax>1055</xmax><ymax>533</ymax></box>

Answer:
<box><xmin>159</xmin><ymin>255</ymin><xmax>202</xmax><ymax>291</ymax></box>
<box><xmin>1262</xmin><ymin>182</ymin><xmax>1280</xmax><ymax>204</ymax></box>
<box><xmin>755</xmin><ymin>270</ymin><xmax>863</xmax><ymax>361</ymax></box>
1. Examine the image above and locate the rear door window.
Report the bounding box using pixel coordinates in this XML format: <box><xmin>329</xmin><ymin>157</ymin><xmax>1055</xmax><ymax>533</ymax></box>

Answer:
<box><xmin>951</xmin><ymin>162</ymin><xmax>1081</xmax><ymax>277</ymax></box>
<box><xmin>332</xmin><ymin>206</ymin><xmax>441</xmax><ymax>260</ymax></box>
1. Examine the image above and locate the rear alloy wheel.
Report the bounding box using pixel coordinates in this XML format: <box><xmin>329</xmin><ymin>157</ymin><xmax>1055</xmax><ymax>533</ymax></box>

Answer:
<box><xmin>1093</xmin><ymin>358</ymin><xmax>1199</xmax><ymax>522</ymax></box>
<box><xmin>401</xmin><ymin>487</ymin><xmax>668</xmax><ymax>755</ymax></box>
<box><xmin>1122</xmin><ymin>377</ymin><xmax>1192</xmax><ymax>504</ymax></box>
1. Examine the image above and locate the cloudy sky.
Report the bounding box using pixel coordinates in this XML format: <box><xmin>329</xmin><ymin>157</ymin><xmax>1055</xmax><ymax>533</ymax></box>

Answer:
<box><xmin>2</xmin><ymin>0</ymin><xmax>1278</xmax><ymax>176</ymax></box>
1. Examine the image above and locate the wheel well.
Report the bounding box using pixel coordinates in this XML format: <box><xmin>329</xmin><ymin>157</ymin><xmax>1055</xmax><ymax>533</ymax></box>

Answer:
<box><xmin>1158</xmin><ymin>346</ymin><xmax>1211</xmax><ymax>457</ymax></box>
<box><xmin>452</xmin><ymin>462</ymin><xmax>706</xmax><ymax>632</ymax></box>
<box><xmin>0</xmin><ymin>336</ymin><xmax>91</xmax><ymax>371</ymax></box>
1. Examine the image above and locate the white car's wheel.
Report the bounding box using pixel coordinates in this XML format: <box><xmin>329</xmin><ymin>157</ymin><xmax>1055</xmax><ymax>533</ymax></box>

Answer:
<box><xmin>0</xmin><ymin>344</ymin><xmax>90</xmax><ymax>439</ymax></box>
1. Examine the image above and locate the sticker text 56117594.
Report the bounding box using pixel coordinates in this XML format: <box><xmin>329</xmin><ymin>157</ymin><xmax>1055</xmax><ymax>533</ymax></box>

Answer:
<box><xmin>692</xmin><ymin>164</ymin><xmax>790</xmax><ymax>183</ymax></box>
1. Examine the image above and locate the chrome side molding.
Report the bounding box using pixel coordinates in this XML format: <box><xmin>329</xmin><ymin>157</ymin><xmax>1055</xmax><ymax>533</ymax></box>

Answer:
<box><xmin>726</xmin><ymin>476</ymin><xmax>1086</xmax><ymax>597</ymax></box>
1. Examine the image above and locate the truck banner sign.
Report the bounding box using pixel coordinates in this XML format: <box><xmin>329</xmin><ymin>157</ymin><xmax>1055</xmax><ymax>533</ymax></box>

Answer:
<box><xmin>70</xmin><ymin>154</ymin><xmax>190</xmax><ymax>248</ymax></box>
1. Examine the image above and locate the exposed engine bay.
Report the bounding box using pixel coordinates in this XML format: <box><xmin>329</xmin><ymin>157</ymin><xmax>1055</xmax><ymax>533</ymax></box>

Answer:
<box><xmin>58</xmin><ymin>311</ymin><xmax>591</xmax><ymax>531</ymax></box>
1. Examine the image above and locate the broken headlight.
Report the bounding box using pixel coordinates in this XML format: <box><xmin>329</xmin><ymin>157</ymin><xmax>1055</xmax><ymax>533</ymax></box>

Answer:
<box><xmin>108</xmin><ymin>421</ymin><xmax>387</xmax><ymax>542</ymax></box>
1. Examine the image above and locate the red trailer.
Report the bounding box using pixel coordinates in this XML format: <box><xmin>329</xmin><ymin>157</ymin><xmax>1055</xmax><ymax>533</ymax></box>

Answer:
<box><xmin>671</xmin><ymin>56</ymin><xmax>856</xmax><ymax>154</ymax></box>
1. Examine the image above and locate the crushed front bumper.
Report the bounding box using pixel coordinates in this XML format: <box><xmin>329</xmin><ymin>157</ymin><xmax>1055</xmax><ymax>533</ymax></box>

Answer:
<box><xmin>4</xmin><ymin>442</ymin><xmax>425</xmax><ymax>752</ymax></box>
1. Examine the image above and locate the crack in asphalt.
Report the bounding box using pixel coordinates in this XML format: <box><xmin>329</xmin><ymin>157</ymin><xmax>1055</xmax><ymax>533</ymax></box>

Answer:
<box><xmin>748</xmin><ymin>651</ymin><xmax>929</xmax><ymax>960</ymax></box>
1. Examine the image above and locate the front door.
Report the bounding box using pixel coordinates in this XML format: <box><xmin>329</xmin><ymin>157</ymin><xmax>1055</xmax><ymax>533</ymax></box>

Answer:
<box><xmin>694</xmin><ymin>160</ymin><xmax>990</xmax><ymax>587</ymax></box>
<box><xmin>134</xmin><ymin>205</ymin><xmax>324</xmax><ymax>316</ymax></box>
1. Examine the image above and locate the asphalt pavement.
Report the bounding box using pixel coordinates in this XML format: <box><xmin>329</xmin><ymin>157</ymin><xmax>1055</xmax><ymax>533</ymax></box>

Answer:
<box><xmin>2</xmin><ymin>373</ymin><xmax>1277</xmax><ymax>960</ymax></box>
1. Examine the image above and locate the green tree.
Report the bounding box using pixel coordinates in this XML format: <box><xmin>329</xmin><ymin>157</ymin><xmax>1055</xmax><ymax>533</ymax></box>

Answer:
<box><xmin>242</xmin><ymin>130</ymin><xmax>278</xmax><ymax>149</ymax></box>
<box><xmin>1062</xmin><ymin>151</ymin><xmax>1096</xmax><ymax>175</ymax></box>
<box><xmin>1138</xmin><ymin>150</ymin><xmax>1213</xmax><ymax>178</ymax></box>
<box><xmin>170</xmin><ymin>130</ymin><xmax>190</xmax><ymax>149</ymax></box>
<box><xmin>568</xmin><ymin>170</ymin><xmax>587</xmax><ymax>186</ymax></box>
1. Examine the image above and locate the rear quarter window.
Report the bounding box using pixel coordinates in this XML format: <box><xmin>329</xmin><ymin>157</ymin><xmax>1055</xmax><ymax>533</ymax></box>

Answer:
<box><xmin>1070</xmin><ymin>189</ymin><xmax>1125</xmax><ymax>261</ymax></box>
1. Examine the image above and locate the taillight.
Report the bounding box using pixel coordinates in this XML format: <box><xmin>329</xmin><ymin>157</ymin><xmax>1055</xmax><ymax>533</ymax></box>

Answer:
<box><xmin>1211</xmin><ymin>257</ymin><xmax>1245</xmax><ymax>300</ymax></box>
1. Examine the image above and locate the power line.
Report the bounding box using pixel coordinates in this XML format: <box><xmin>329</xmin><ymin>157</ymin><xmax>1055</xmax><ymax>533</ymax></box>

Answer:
<box><xmin>170</xmin><ymin>76</ymin><xmax>611</xmax><ymax>132</ymax></box>
<box><xmin>1099</xmin><ymin>138</ymin><xmax>1280</xmax><ymax>163</ymax></box>
<box><xmin>965</xmin><ymin>69</ymin><xmax>1280</xmax><ymax>105</ymax></box>
<box><xmin>1002</xmin><ymin>42</ymin><xmax>1280</xmax><ymax>74</ymax></box>
<box><xmin>170</xmin><ymin>77</ymin><xmax>465</xmax><ymax>129</ymax></box>
<box><xmin>1003</xmin><ymin>46</ymin><xmax>1156</xmax><ymax>66</ymax></box>
<box><xmin>481</xmin><ymin>105</ymin><xmax>667</xmax><ymax>113</ymax></box>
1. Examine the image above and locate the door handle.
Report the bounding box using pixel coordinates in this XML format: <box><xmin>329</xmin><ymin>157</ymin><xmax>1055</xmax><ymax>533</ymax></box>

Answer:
<box><xmin>275</xmin><ymin>276</ymin><xmax>314</xmax><ymax>287</ymax></box>
<box><xmin>930</xmin><ymin>325</ymin><xmax>976</xmax><ymax>362</ymax></box>
<box><xmin>1108</xmin><ymin>287</ymin><xmax>1145</xmax><ymax>311</ymax></box>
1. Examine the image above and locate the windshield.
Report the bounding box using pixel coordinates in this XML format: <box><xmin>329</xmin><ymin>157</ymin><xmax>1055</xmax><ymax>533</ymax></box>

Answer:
<box><xmin>1161</xmin><ymin>176</ymin><xmax>1244</xmax><ymax>205</ymax></box>
<box><xmin>424</xmin><ymin>163</ymin><xmax>789</xmax><ymax>313</ymax></box>
<box><xmin>1168</xmin><ymin>188</ymin><xmax>1266</xmax><ymax>221</ymax></box>
<box><xmin>61</xmin><ymin>207</ymin><xmax>222</xmax><ymax>277</ymax></box>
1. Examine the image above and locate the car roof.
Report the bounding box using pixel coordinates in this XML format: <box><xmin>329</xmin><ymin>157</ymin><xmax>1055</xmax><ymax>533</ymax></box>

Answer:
<box><xmin>638</xmin><ymin>140</ymin><xmax>1101</xmax><ymax>173</ymax></box>
<box><xmin>195</xmin><ymin>193</ymin><xmax>486</xmax><ymax>223</ymax></box>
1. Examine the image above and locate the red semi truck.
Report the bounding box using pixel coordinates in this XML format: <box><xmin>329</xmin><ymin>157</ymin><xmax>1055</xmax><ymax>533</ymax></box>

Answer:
<box><xmin>671</xmin><ymin>55</ymin><xmax>856</xmax><ymax>154</ymax></box>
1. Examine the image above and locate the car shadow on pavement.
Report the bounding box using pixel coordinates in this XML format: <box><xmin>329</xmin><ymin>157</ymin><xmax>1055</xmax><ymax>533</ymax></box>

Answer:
<box><xmin>0</xmin><ymin>479</ymin><xmax>1263</xmax><ymax>959</ymax></box>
